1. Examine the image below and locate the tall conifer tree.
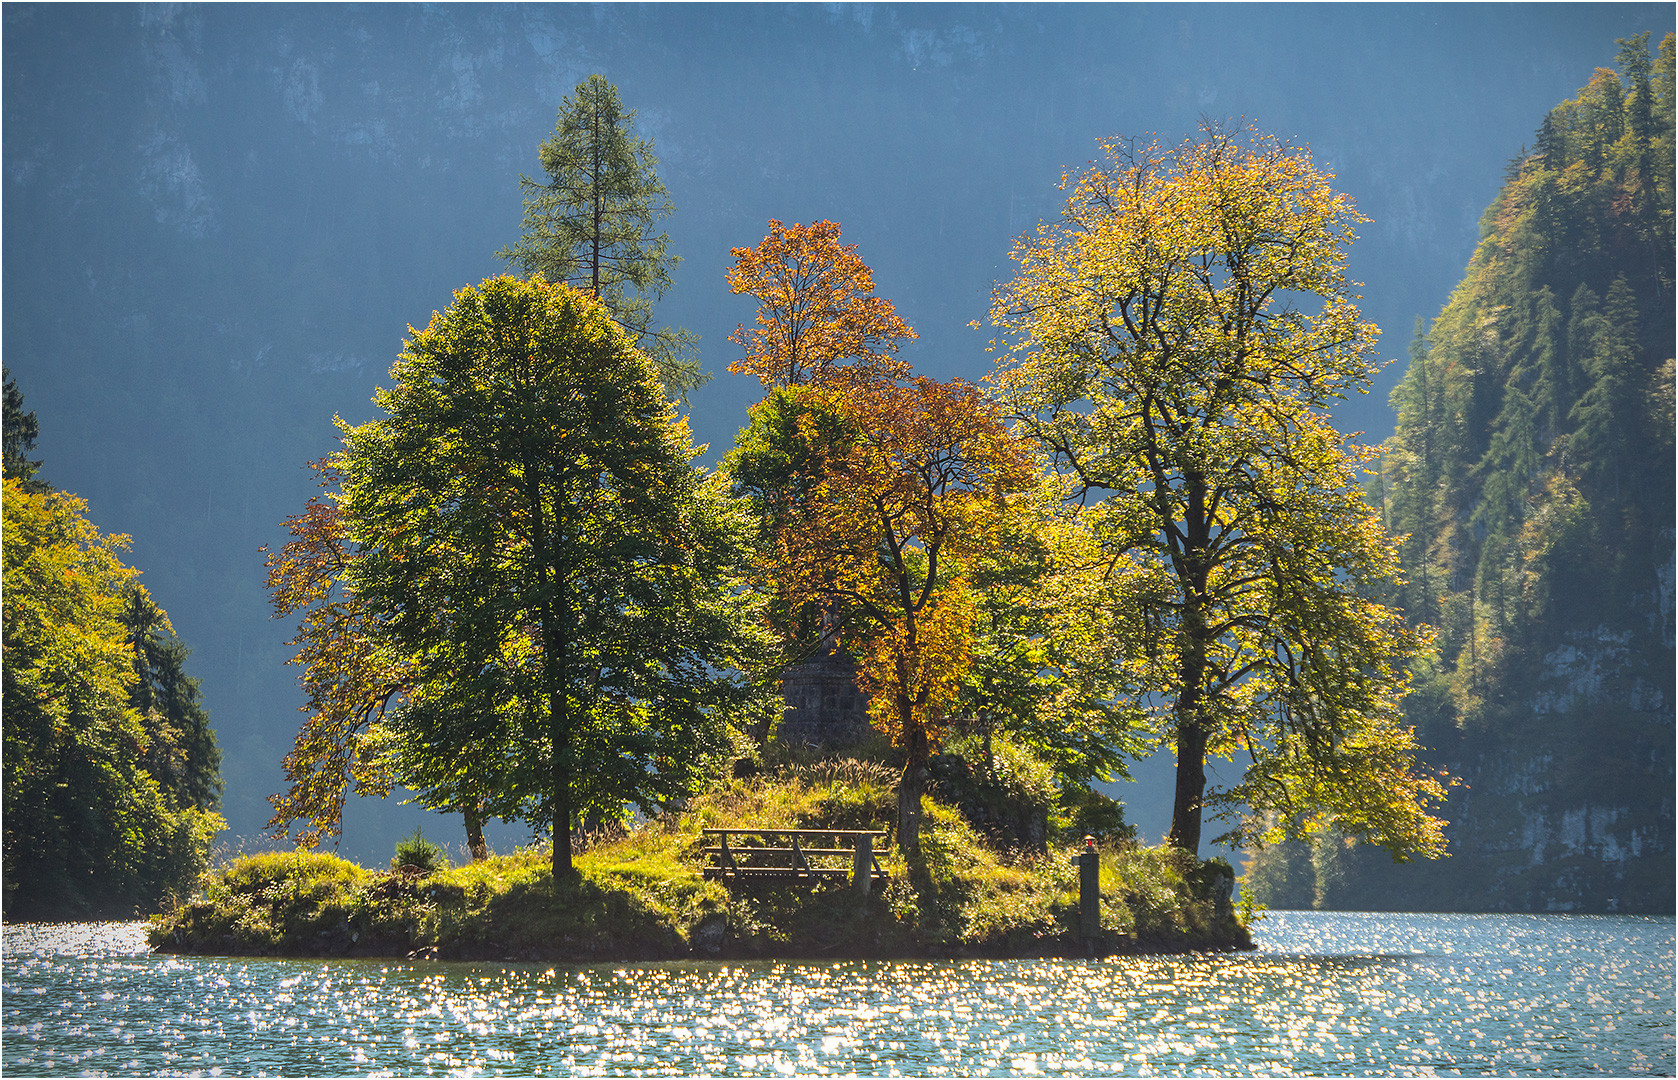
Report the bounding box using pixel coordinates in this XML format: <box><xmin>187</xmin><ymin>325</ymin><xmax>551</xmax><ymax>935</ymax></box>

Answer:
<box><xmin>499</xmin><ymin>75</ymin><xmax>702</xmax><ymax>398</ymax></box>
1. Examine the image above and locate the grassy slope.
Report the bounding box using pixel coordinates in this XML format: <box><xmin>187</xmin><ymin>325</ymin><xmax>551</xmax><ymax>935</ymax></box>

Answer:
<box><xmin>149</xmin><ymin>763</ymin><xmax>1251</xmax><ymax>959</ymax></box>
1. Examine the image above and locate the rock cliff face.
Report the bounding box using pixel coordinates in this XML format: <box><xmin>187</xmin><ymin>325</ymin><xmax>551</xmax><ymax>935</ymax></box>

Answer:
<box><xmin>1451</xmin><ymin>607</ymin><xmax>1674</xmax><ymax>912</ymax></box>
<box><xmin>1250</xmin><ymin>600</ymin><xmax>1674</xmax><ymax>914</ymax></box>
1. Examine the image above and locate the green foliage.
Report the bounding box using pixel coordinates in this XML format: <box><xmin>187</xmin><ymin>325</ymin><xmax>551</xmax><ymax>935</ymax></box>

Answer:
<box><xmin>498</xmin><ymin>74</ymin><xmax>702</xmax><ymax>398</ymax></box>
<box><xmin>2</xmin><ymin>368</ymin><xmax>44</xmax><ymax>492</ymax></box>
<box><xmin>153</xmin><ymin>771</ymin><xmax>1249</xmax><ymax>957</ymax></box>
<box><xmin>942</xmin><ymin>732</ymin><xmax>1058</xmax><ymax>806</ymax></box>
<box><xmin>683</xmin><ymin>759</ymin><xmax>898</xmax><ymax>834</ymax></box>
<box><xmin>1291</xmin><ymin>36</ymin><xmax>1676</xmax><ymax>913</ymax></box>
<box><xmin>927</xmin><ymin>732</ymin><xmax>1062</xmax><ymax>850</ymax></box>
<box><xmin>990</xmin><ymin>123</ymin><xmax>1445</xmax><ymax>858</ymax></box>
<box><xmin>722</xmin><ymin>384</ymin><xmax>861</xmax><ymax>656</ymax></box>
<box><xmin>218</xmin><ymin>850</ymin><xmax>368</xmax><ymax>898</ymax></box>
<box><xmin>1240</xmin><ymin>836</ymin><xmax>1318</xmax><ymax>909</ymax></box>
<box><xmin>1383</xmin><ymin>35</ymin><xmax>1674</xmax><ymax>662</ymax></box>
<box><xmin>1108</xmin><ymin>848</ymin><xmax>1244</xmax><ymax>946</ymax></box>
<box><xmin>1056</xmin><ymin>784</ymin><xmax>1135</xmax><ymax>846</ymax></box>
<box><xmin>955</xmin><ymin>478</ymin><xmax>1153</xmax><ymax>791</ymax></box>
<box><xmin>121</xmin><ymin>585</ymin><xmax>222</xmax><ymax>815</ymax></box>
<box><xmin>392</xmin><ymin>828</ymin><xmax>448</xmax><ymax>873</ymax></box>
<box><xmin>3</xmin><ymin>478</ymin><xmax>225</xmax><ymax>919</ymax></box>
<box><xmin>333</xmin><ymin>275</ymin><xmax>771</xmax><ymax>879</ymax></box>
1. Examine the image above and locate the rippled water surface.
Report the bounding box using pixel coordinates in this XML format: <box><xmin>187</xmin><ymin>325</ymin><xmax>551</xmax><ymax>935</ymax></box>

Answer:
<box><xmin>3</xmin><ymin>912</ymin><xmax>1671</xmax><ymax>1075</ymax></box>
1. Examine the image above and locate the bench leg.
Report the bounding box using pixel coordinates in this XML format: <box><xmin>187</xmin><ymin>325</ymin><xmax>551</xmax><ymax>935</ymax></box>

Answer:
<box><xmin>852</xmin><ymin>834</ymin><xmax>873</xmax><ymax>899</ymax></box>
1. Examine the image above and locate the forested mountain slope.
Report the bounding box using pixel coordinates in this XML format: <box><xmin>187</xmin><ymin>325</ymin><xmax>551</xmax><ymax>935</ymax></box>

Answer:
<box><xmin>1246</xmin><ymin>34</ymin><xmax>1675</xmax><ymax>913</ymax></box>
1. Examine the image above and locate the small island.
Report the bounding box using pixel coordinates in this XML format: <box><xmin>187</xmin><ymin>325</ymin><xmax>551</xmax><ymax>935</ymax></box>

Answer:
<box><xmin>149</xmin><ymin>760</ymin><xmax>1252</xmax><ymax>962</ymax></box>
<box><xmin>15</xmin><ymin>75</ymin><xmax>1480</xmax><ymax>937</ymax></box>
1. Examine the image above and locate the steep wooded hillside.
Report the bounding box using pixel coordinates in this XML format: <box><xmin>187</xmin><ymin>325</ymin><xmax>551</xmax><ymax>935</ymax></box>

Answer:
<box><xmin>1246</xmin><ymin>34</ymin><xmax>1675</xmax><ymax>913</ymax></box>
<box><xmin>3</xmin><ymin>379</ymin><xmax>224</xmax><ymax>918</ymax></box>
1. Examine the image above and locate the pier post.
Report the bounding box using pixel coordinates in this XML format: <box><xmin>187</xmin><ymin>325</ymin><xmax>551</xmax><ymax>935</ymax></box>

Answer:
<box><xmin>1079</xmin><ymin>836</ymin><xmax>1100</xmax><ymax>949</ymax></box>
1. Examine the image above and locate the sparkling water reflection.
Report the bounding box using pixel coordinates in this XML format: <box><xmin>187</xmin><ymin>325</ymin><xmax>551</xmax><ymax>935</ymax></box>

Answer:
<box><xmin>3</xmin><ymin>913</ymin><xmax>1671</xmax><ymax>1075</ymax></box>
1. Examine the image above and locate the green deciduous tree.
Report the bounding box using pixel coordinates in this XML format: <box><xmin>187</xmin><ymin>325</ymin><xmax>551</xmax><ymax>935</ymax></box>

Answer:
<box><xmin>337</xmin><ymin>275</ymin><xmax>765</xmax><ymax>881</ymax></box>
<box><xmin>3</xmin><ymin>480</ymin><xmax>223</xmax><ymax>917</ymax></box>
<box><xmin>499</xmin><ymin>74</ymin><xmax>703</xmax><ymax>399</ymax></box>
<box><xmin>955</xmin><ymin>483</ymin><xmax>1153</xmax><ymax>793</ymax></box>
<box><xmin>989</xmin><ymin>125</ymin><xmax>1448</xmax><ymax>860</ymax></box>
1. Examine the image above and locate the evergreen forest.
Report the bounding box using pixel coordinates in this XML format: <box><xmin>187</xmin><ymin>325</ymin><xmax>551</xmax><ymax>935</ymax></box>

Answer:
<box><xmin>1245</xmin><ymin>33</ymin><xmax>1675</xmax><ymax>913</ymax></box>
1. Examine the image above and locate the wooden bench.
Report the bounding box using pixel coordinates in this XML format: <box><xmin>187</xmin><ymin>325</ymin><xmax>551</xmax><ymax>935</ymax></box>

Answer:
<box><xmin>700</xmin><ymin>828</ymin><xmax>888</xmax><ymax>895</ymax></box>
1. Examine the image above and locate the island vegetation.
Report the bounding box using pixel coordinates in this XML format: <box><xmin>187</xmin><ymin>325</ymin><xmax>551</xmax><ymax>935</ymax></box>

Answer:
<box><xmin>150</xmin><ymin>756</ymin><xmax>1251</xmax><ymax>960</ymax></box>
<box><xmin>149</xmin><ymin>75</ymin><xmax>1445</xmax><ymax>959</ymax></box>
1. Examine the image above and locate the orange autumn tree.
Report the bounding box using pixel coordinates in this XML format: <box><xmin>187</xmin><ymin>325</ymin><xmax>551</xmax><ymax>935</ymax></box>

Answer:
<box><xmin>261</xmin><ymin>459</ymin><xmax>414</xmax><ymax>851</ymax></box>
<box><xmin>724</xmin><ymin>217</ymin><xmax>919</xmax><ymax>709</ymax></box>
<box><xmin>727</xmin><ymin>219</ymin><xmax>916</xmax><ymax>388</ymax></box>
<box><xmin>772</xmin><ymin>377</ymin><xmax>1036</xmax><ymax>874</ymax></box>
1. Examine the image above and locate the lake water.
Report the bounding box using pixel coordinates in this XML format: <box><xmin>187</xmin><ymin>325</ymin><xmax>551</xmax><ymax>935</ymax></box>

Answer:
<box><xmin>2</xmin><ymin>912</ymin><xmax>1671</xmax><ymax>1076</ymax></box>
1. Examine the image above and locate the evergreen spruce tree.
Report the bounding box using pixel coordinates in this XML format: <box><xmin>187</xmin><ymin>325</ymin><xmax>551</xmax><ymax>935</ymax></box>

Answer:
<box><xmin>499</xmin><ymin>74</ymin><xmax>703</xmax><ymax>399</ymax></box>
<box><xmin>121</xmin><ymin>585</ymin><xmax>223</xmax><ymax>815</ymax></box>
<box><xmin>2</xmin><ymin>368</ymin><xmax>46</xmax><ymax>492</ymax></box>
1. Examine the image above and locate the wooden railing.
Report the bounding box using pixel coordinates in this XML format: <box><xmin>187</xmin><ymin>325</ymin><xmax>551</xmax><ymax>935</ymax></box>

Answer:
<box><xmin>700</xmin><ymin>828</ymin><xmax>888</xmax><ymax>895</ymax></box>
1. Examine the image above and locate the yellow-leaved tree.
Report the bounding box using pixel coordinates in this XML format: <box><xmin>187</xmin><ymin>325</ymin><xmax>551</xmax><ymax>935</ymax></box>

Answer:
<box><xmin>988</xmin><ymin>125</ymin><xmax>1451</xmax><ymax>860</ymax></box>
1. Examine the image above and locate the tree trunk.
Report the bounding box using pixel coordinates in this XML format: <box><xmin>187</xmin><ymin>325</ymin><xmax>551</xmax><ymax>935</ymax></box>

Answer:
<box><xmin>464</xmin><ymin>801</ymin><xmax>488</xmax><ymax>862</ymax></box>
<box><xmin>528</xmin><ymin>457</ymin><xmax>575</xmax><ymax>884</ymax></box>
<box><xmin>552</xmin><ymin>681</ymin><xmax>573</xmax><ymax>880</ymax></box>
<box><xmin>896</xmin><ymin>694</ymin><xmax>933</xmax><ymax>895</ymax></box>
<box><xmin>1167</xmin><ymin>621</ymin><xmax>1210</xmax><ymax>854</ymax></box>
<box><xmin>1167</xmin><ymin>716</ymin><xmax>1209</xmax><ymax>855</ymax></box>
<box><xmin>897</xmin><ymin>760</ymin><xmax>926</xmax><ymax>863</ymax></box>
<box><xmin>1168</xmin><ymin>480</ymin><xmax>1212</xmax><ymax>856</ymax></box>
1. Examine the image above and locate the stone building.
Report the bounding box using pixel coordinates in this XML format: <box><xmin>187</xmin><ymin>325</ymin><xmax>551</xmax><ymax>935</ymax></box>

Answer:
<box><xmin>776</xmin><ymin>644</ymin><xmax>874</xmax><ymax>750</ymax></box>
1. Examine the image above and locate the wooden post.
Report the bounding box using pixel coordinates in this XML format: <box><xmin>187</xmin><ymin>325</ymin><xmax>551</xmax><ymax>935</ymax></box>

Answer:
<box><xmin>1079</xmin><ymin>836</ymin><xmax>1100</xmax><ymax>949</ymax></box>
<box><xmin>852</xmin><ymin>833</ymin><xmax>874</xmax><ymax>898</ymax></box>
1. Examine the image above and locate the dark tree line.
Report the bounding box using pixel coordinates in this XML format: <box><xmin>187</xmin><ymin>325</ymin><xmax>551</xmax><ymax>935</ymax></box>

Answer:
<box><xmin>3</xmin><ymin>371</ymin><xmax>223</xmax><ymax>918</ymax></box>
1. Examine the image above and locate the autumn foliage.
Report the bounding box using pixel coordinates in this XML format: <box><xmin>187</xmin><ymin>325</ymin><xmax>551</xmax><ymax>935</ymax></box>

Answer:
<box><xmin>778</xmin><ymin>378</ymin><xmax>1035</xmax><ymax>753</ymax></box>
<box><xmin>727</xmin><ymin>219</ymin><xmax>916</xmax><ymax>388</ymax></box>
<box><xmin>990</xmin><ymin>125</ymin><xmax>1448</xmax><ymax>859</ymax></box>
<box><xmin>736</xmin><ymin>373</ymin><xmax>1035</xmax><ymax>868</ymax></box>
<box><xmin>262</xmin><ymin>459</ymin><xmax>407</xmax><ymax>849</ymax></box>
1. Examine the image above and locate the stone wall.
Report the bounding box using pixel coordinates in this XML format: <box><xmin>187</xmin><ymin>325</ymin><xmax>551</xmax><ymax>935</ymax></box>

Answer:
<box><xmin>776</xmin><ymin>647</ymin><xmax>875</xmax><ymax>750</ymax></box>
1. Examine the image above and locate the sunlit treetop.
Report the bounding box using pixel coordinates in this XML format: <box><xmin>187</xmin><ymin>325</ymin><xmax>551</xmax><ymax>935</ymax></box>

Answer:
<box><xmin>728</xmin><ymin>219</ymin><xmax>917</xmax><ymax>389</ymax></box>
<box><xmin>990</xmin><ymin>123</ymin><xmax>1380</xmax><ymax>436</ymax></box>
